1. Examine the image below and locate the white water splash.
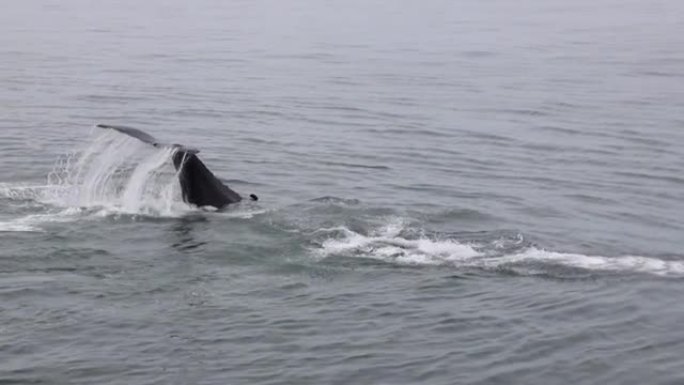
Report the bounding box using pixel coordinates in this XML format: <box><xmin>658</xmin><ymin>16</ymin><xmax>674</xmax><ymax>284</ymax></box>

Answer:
<box><xmin>314</xmin><ymin>219</ymin><xmax>684</xmax><ymax>277</ymax></box>
<box><xmin>0</xmin><ymin>129</ymin><xmax>196</xmax><ymax>223</ymax></box>
<box><xmin>42</xmin><ymin>129</ymin><xmax>191</xmax><ymax>216</ymax></box>
<box><xmin>314</xmin><ymin>219</ymin><xmax>481</xmax><ymax>265</ymax></box>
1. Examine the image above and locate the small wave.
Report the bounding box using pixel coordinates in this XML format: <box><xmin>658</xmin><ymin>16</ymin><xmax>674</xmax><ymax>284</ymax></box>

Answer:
<box><xmin>319</xmin><ymin>161</ymin><xmax>390</xmax><ymax>170</ymax></box>
<box><xmin>313</xmin><ymin>220</ymin><xmax>684</xmax><ymax>277</ymax></box>
<box><xmin>0</xmin><ymin>221</ymin><xmax>41</xmax><ymax>232</ymax></box>
<box><xmin>310</xmin><ymin>196</ymin><xmax>361</xmax><ymax>205</ymax></box>
<box><xmin>218</xmin><ymin>207</ymin><xmax>269</xmax><ymax>219</ymax></box>
<box><xmin>0</xmin><ymin>208</ymin><xmax>87</xmax><ymax>233</ymax></box>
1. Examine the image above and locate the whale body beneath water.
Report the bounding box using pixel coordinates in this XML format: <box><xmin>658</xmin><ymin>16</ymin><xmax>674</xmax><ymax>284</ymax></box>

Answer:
<box><xmin>96</xmin><ymin>124</ymin><xmax>255</xmax><ymax>209</ymax></box>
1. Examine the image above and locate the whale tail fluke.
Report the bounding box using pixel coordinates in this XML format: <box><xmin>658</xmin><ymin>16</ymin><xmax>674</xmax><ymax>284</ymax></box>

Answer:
<box><xmin>96</xmin><ymin>124</ymin><xmax>200</xmax><ymax>154</ymax></box>
<box><xmin>97</xmin><ymin>124</ymin><xmax>243</xmax><ymax>209</ymax></box>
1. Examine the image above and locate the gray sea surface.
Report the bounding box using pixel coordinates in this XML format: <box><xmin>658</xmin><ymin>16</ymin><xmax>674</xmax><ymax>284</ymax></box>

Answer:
<box><xmin>2</xmin><ymin>0</ymin><xmax>684</xmax><ymax>384</ymax></box>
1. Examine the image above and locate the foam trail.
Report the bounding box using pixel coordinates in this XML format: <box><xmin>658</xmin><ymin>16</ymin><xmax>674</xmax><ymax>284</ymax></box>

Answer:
<box><xmin>497</xmin><ymin>249</ymin><xmax>684</xmax><ymax>276</ymax></box>
<box><xmin>315</xmin><ymin>219</ymin><xmax>482</xmax><ymax>265</ymax></box>
<box><xmin>314</xmin><ymin>220</ymin><xmax>684</xmax><ymax>277</ymax></box>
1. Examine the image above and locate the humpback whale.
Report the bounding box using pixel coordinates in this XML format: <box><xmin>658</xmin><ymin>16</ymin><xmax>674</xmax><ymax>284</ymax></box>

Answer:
<box><xmin>96</xmin><ymin>124</ymin><xmax>254</xmax><ymax>209</ymax></box>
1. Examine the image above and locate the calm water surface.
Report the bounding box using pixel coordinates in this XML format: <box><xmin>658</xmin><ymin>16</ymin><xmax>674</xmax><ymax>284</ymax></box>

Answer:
<box><xmin>2</xmin><ymin>1</ymin><xmax>684</xmax><ymax>384</ymax></box>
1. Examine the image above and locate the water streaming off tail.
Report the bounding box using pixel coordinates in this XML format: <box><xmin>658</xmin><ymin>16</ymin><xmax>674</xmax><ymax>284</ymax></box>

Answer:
<box><xmin>45</xmin><ymin>130</ymin><xmax>189</xmax><ymax>216</ymax></box>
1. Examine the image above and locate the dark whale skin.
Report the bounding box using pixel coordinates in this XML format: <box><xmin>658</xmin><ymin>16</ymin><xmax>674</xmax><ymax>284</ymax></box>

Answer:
<box><xmin>172</xmin><ymin>151</ymin><xmax>242</xmax><ymax>208</ymax></box>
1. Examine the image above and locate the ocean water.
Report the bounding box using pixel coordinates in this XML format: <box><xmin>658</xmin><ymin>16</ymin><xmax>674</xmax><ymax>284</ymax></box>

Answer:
<box><xmin>2</xmin><ymin>0</ymin><xmax>684</xmax><ymax>384</ymax></box>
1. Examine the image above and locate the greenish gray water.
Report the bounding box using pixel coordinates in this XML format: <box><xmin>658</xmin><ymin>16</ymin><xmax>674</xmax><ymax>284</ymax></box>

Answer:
<box><xmin>2</xmin><ymin>0</ymin><xmax>684</xmax><ymax>384</ymax></box>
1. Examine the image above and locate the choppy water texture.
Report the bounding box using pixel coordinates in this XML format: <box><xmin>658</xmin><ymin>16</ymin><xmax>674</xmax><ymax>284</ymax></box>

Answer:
<box><xmin>2</xmin><ymin>0</ymin><xmax>684</xmax><ymax>384</ymax></box>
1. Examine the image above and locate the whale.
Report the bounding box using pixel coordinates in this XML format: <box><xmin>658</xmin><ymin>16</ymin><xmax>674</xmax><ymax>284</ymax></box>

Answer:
<box><xmin>96</xmin><ymin>124</ymin><xmax>255</xmax><ymax>209</ymax></box>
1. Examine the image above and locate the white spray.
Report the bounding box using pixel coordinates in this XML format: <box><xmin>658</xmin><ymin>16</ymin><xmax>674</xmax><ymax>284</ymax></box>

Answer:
<box><xmin>45</xmin><ymin>130</ymin><xmax>189</xmax><ymax>216</ymax></box>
